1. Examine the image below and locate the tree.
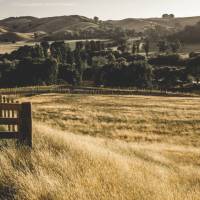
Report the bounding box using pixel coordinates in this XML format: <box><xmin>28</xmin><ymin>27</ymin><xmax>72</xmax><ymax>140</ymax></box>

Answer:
<box><xmin>107</xmin><ymin>53</ymin><xmax>116</xmax><ymax>63</ymax></box>
<box><xmin>131</xmin><ymin>61</ymin><xmax>153</xmax><ymax>88</ymax></box>
<box><xmin>169</xmin><ymin>40</ymin><xmax>181</xmax><ymax>53</ymax></box>
<box><xmin>162</xmin><ymin>14</ymin><xmax>174</xmax><ymax>19</ymax></box>
<box><xmin>187</xmin><ymin>56</ymin><xmax>200</xmax><ymax>84</ymax></box>
<box><xmin>50</xmin><ymin>41</ymin><xmax>67</xmax><ymax>63</ymax></box>
<box><xmin>136</xmin><ymin>40</ymin><xmax>141</xmax><ymax>53</ymax></box>
<box><xmin>95</xmin><ymin>60</ymin><xmax>153</xmax><ymax>88</ymax></box>
<box><xmin>44</xmin><ymin>58</ymin><xmax>59</xmax><ymax>84</ymax></box>
<box><xmin>41</xmin><ymin>41</ymin><xmax>50</xmax><ymax>57</ymax></box>
<box><xmin>58</xmin><ymin>64</ymin><xmax>77</xmax><ymax>85</ymax></box>
<box><xmin>90</xmin><ymin>40</ymin><xmax>97</xmax><ymax>52</ymax></box>
<box><xmin>33</xmin><ymin>44</ymin><xmax>44</xmax><ymax>58</ymax></box>
<box><xmin>148</xmin><ymin>54</ymin><xmax>182</xmax><ymax>66</ymax></box>
<box><xmin>75</xmin><ymin>41</ymin><xmax>84</xmax><ymax>50</ymax></box>
<box><xmin>66</xmin><ymin>49</ymin><xmax>75</xmax><ymax>65</ymax></box>
<box><xmin>132</xmin><ymin>43</ymin><xmax>137</xmax><ymax>54</ymax></box>
<box><xmin>143</xmin><ymin>40</ymin><xmax>150</xmax><ymax>57</ymax></box>
<box><xmin>169</xmin><ymin>14</ymin><xmax>175</xmax><ymax>18</ymax></box>
<box><xmin>117</xmin><ymin>44</ymin><xmax>127</xmax><ymax>53</ymax></box>
<box><xmin>157</xmin><ymin>40</ymin><xmax>168</xmax><ymax>53</ymax></box>
<box><xmin>34</xmin><ymin>32</ymin><xmax>38</xmax><ymax>40</ymax></box>
<box><xmin>74</xmin><ymin>49</ymin><xmax>85</xmax><ymax>84</ymax></box>
<box><xmin>94</xmin><ymin>16</ymin><xmax>99</xmax><ymax>24</ymax></box>
<box><xmin>162</xmin><ymin>14</ymin><xmax>169</xmax><ymax>18</ymax></box>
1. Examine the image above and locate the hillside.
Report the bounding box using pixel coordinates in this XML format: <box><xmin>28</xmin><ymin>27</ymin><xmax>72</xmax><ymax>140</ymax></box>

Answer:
<box><xmin>168</xmin><ymin>21</ymin><xmax>200</xmax><ymax>43</ymax></box>
<box><xmin>0</xmin><ymin>15</ymin><xmax>95</xmax><ymax>33</ymax></box>
<box><xmin>0</xmin><ymin>32</ymin><xmax>33</xmax><ymax>42</ymax></box>
<box><xmin>108</xmin><ymin>16</ymin><xmax>200</xmax><ymax>32</ymax></box>
<box><xmin>1</xmin><ymin>15</ymin><xmax>200</xmax><ymax>39</ymax></box>
<box><xmin>0</xmin><ymin>93</ymin><xmax>200</xmax><ymax>200</ymax></box>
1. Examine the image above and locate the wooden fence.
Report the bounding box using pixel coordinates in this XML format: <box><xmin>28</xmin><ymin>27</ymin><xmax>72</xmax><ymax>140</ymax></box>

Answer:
<box><xmin>0</xmin><ymin>96</ymin><xmax>32</xmax><ymax>147</ymax></box>
<box><xmin>0</xmin><ymin>86</ymin><xmax>197</xmax><ymax>98</ymax></box>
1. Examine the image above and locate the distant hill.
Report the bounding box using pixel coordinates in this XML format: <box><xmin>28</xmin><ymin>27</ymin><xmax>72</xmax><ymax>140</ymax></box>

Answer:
<box><xmin>0</xmin><ymin>15</ymin><xmax>95</xmax><ymax>33</ymax></box>
<box><xmin>0</xmin><ymin>15</ymin><xmax>200</xmax><ymax>42</ymax></box>
<box><xmin>168</xmin><ymin>21</ymin><xmax>200</xmax><ymax>43</ymax></box>
<box><xmin>107</xmin><ymin>16</ymin><xmax>200</xmax><ymax>32</ymax></box>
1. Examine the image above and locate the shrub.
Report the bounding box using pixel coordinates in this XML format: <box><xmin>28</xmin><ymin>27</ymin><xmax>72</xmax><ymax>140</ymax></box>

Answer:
<box><xmin>148</xmin><ymin>54</ymin><xmax>184</xmax><ymax>66</ymax></box>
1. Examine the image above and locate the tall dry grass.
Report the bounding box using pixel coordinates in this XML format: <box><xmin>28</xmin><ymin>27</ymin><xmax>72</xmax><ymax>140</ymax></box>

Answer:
<box><xmin>0</xmin><ymin>94</ymin><xmax>200</xmax><ymax>200</ymax></box>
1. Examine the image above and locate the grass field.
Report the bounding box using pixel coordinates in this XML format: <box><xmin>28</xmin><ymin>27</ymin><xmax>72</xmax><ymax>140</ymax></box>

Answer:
<box><xmin>0</xmin><ymin>39</ymin><xmax>109</xmax><ymax>54</ymax></box>
<box><xmin>0</xmin><ymin>41</ymin><xmax>36</xmax><ymax>54</ymax></box>
<box><xmin>0</xmin><ymin>94</ymin><xmax>200</xmax><ymax>200</ymax></box>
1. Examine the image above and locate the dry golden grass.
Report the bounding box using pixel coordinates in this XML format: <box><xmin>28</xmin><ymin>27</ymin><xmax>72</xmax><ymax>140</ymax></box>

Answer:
<box><xmin>0</xmin><ymin>41</ymin><xmax>35</xmax><ymax>54</ymax></box>
<box><xmin>0</xmin><ymin>94</ymin><xmax>200</xmax><ymax>200</ymax></box>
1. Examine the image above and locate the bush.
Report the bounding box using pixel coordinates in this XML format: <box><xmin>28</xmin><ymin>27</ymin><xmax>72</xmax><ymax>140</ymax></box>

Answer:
<box><xmin>96</xmin><ymin>60</ymin><xmax>153</xmax><ymax>88</ymax></box>
<box><xmin>148</xmin><ymin>54</ymin><xmax>184</xmax><ymax>66</ymax></box>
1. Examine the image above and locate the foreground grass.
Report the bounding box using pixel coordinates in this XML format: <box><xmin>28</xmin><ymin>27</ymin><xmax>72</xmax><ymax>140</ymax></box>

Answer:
<box><xmin>0</xmin><ymin>94</ymin><xmax>200</xmax><ymax>200</ymax></box>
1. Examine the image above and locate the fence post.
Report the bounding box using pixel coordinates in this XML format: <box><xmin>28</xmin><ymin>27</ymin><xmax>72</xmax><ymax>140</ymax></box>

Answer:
<box><xmin>19</xmin><ymin>102</ymin><xmax>32</xmax><ymax>148</ymax></box>
<box><xmin>0</xmin><ymin>95</ymin><xmax>2</xmax><ymax>118</ymax></box>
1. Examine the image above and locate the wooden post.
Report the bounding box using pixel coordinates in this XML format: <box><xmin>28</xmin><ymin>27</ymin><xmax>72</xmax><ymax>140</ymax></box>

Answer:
<box><xmin>11</xmin><ymin>99</ymin><xmax>15</xmax><ymax>132</ymax></box>
<box><xmin>19</xmin><ymin>102</ymin><xmax>32</xmax><ymax>148</ymax></box>
<box><xmin>0</xmin><ymin>95</ymin><xmax>2</xmax><ymax>118</ymax></box>
<box><xmin>7</xmin><ymin>98</ymin><xmax>11</xmax><ymax>132</ymax></box>
<box><xmin>2</xmin><ymin>96</ymin><xmax>6</xmax><ymax>118</ymax></box>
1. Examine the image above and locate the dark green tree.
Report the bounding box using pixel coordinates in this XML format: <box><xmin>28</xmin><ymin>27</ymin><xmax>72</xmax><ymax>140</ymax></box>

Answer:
<box><xmin>143</xmin><ymin>40</ymin><xmax>150</xmax><ymax>57</ymax></box>
<box><xmin>157</xmin><ymin>40</ymin><xmax>168</xmax><ymax>53</ymax></box>
<box><xmin>132</xmin><ymin>43</ymin><xmax>137</xmax><ymax>54</ymax></box>
<box><xmin>41</xmin><ymin>41</ymin><xmax>50</xmax><ymax>57</ymax></box>
<box><xmin>169</xmin><ymin>40</ymin><xmax>181</xmax><ymax>53</ymax></box>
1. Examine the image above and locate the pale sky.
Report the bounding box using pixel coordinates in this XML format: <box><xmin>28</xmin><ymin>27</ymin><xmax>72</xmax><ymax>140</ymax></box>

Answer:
<box><xmin>0</xmin><ymin>0</ymin><xmax>200</xmax><ymax>20</ymax></box>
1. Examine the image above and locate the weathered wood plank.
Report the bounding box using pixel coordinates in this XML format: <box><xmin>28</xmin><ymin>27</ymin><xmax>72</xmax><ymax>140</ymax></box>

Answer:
<box><xmin>19</xmin><ymin>102</ymin><xmax>32</xmax><ymax>147</ymax></box>
<box><xmin>7</xmin><ymin>98</ymin><xmax>11</xmax><ymax>131</ymax></box>
<box><xmin>11</xmin><ymin>99</ymin><xmax>15</xmax><ymax>132</ymax></box>
<box><xmin>0</xmin><ymin>118</ymin><xmax>19</xmax><ymax>125</ymax></box>
<box><xmin>0</xmin><ymin>132</ymin><xmax>19</xmax><ymax>139</ymax></box>
<box><xmin>0</xmin><ymin>104</ymin><xmax>21</xmax><ymax>111</ymax></box>
<box><xmin>0</xmin><ymin>97</ymin><xmax>32</xmax><ymax>148</ymax></box>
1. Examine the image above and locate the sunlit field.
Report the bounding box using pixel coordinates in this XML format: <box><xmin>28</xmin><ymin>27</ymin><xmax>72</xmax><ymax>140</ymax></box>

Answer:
<box><xmin>0</xmin><ymin>94</ymin><xmax>200</xmax><ymax>200</ymax></box>
<box><xmin>0</xmin><ymin>39</ymin><xmax>109</xmax><ymax>54</ymax></box>
<box><xmin>0</xmin><ymin>42</ymin><xmax>35</xmax><ymax>54</ymax></box>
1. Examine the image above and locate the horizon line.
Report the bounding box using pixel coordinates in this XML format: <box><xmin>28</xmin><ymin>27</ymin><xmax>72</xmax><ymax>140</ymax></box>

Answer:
<box><xmin>1</xmin><ymin>14</ymin><xmax>200</xmax><ymax>21</ymax></box>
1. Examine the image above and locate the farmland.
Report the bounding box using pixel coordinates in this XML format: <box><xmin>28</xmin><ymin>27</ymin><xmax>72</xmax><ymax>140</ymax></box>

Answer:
<box><xmin>0</xmin><ymin>93</ymin><xmax>200</xmax><ymax>200</ymax></box>
<box><xmin>0</xmin><ymin>41</ymin><xmax>35</xmax><ymax>54</ymax></box>
<box><xmin>0</xmin><ymin>39</ymin><xmax>110</xmax><ymax>54</ymax></box>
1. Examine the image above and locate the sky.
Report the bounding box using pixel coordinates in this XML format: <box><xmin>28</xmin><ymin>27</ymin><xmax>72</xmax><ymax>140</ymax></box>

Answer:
<box><xmin>0</xmin><ymin>0</ymin><xmax>200</xmax><ymax>20</ymax></box>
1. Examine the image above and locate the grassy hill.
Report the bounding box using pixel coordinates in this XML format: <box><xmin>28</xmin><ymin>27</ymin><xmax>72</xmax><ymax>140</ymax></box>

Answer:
<box><xmin>0</xmin><ymin>15</ymin><xmax>95</xmax><ymax>33</ymax></box>
<box><xmin>1</xmin><ymin>15</ymin><xmax>200</xmax><ymax>39</ymax></box>
<box><xmin>0</xmin><ymin>94</ymin><xmax>200</xmax><ymax>200</ymax></box>
<box><xmin>0</xmin><ymin>32</ymin><xmax>33</xmax><ymax>42</ymax></box>
<box><xmin>104</xmin><ymin>16</ymin><xmax>200</xmax><ymax>32</ymax></box>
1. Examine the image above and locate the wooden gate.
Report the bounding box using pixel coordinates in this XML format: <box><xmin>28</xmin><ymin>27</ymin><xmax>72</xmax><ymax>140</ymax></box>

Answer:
<box><xmin>0</xmin><ymin>96</ymin><xmax>32</xmax><ymax>147</ymax></box>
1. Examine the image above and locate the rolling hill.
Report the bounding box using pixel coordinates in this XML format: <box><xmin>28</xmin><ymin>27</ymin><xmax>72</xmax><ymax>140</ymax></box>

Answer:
<box><xmin>0</xmin><ymin>15</ymin><xmax>95</xmax><ymax>33</ymax></box>
<box><xmin>0</xmin><ymin>15</ymin><xmax>200</xmax><ymax>42</ymax></box>
<box><xmin>108</xmin><ymin>16</ymin><xmax>200</xmax><ymax>32</ymax></box>
<box><xmin>0</xmin><ymin>32</ymin><xmax>33</xmax><ymax>42</ymax></box>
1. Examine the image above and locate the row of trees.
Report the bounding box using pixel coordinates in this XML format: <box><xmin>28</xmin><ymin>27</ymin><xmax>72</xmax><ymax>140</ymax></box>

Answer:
<box><xmin>116</xmin><ymin>39</ymin><xmax>181</xmax><ymax>57</ymax></box>
<box><xmin>0</xmin><ymin>40</ymin><xmax>199</xmax><ymax>89</ymax></box>
<box><xmin>0</xmin><ymin>58</ymin><xmax>58</xmax><ymax>87</ymax></box>
<box><xmin>42</xmin><ymin>26</ymin><xmax>136</xmax><ymax>41</ymax></box>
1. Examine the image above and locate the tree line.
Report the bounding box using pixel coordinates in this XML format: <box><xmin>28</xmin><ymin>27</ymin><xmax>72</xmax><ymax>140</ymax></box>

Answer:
<box><xmin>0</xmin><ymin>40</ymin><xmax>199</xmax><ymax>90</ymax></box>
